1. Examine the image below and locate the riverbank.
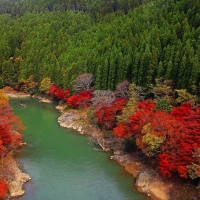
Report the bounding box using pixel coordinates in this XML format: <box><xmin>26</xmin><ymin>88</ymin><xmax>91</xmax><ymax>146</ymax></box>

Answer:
<box><xmin>0</xmin><ymin>154</ymin><xmax>31</xmax><ymax>199</ymax></box>
<box><xmin>57</xmin><ymin>108</ymin><xmax>200</xmax><ymax>200</ymax></box>
<box><xmin>57</xmin><ymin>109</ymin><xmax>171</xmax><ymax>200</ymax></box>
<box><xmin>1</xmin><ymin>89</ymin><xmax>31</xmax><ymax>199</ymax></box>
<box><xmin>3</xmin><ymin>90</ymin><xmax>171</xmax><ymax>199</ymax></box>
<box><xmin>4</xmin><ymin>88</ymin><xmax>52</xmax><ymax>103</ymax></box>
<box><xmin>5</xmin><ymin>92</ymin><xmax>30</xmax><ymax>98</ymax></box>
<box><xmin>5</xmin><ymin>89</ymin><xmax>199</xmax><ymax>200</ymax></box>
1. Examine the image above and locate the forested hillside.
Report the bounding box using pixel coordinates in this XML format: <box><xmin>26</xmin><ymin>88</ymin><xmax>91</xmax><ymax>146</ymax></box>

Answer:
<box><xmin>0</xmin><ymin>0</ymin><xmax>142</xmax><ymax>16</ymax></box>
<box><xmin>1</xmin><ymin>0</ymin><xmax>200</xmax><ymax>196</ymax></box>
<box><xmin>0</xmin><ymin>0</ymin><xmax>200</xmax><ymax>94</ymax></box>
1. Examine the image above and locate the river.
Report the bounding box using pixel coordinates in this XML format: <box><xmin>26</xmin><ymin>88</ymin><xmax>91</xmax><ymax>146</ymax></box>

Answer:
<box><xmin>9</xmin><ymin>97</ymin><xmax>148</xmax><ymax>200</ymax></box>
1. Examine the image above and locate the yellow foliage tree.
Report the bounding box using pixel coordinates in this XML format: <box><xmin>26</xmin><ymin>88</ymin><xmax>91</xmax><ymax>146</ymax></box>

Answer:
<box><xmin>18</xmin><ymin>75</ymin><xmax>38</xmax><ymax>93</ymax></box>
<box><xmin>39</xmin><ymin>77</ymin><xmax>51</xmax><ymax>94</ymax></box>
<box><xmin>117</xmin><ymin>83</ymin><xmax>139</xmax><ymax>122</ymax></box>
<box><xmin>0</xmin><ymin>89</ymin><xmax>8</xmax><ymax>106</ymax></box>
<box><xmin>142</xmin><ymin>133</ymin><xmax>165</xmax><ymax>157</ymax></box>
<box><xmin>152</xmin><ymin>78</ymin><xmax>175</xmax><ymax>105</ymax></box>
<box><xmin>176</xmin><ymin>89</ymin><xmax>198</xmax><ymax>106</ymax></box>
<box><xmin>136</xmin><ymin>123</ymin><xmax>165</xmax><ymax>157</ymax></box>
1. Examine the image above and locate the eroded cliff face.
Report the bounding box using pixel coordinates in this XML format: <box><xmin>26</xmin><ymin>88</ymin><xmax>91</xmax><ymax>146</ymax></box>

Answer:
<box><xmin>0</xmin><ymin>154</ymin><xmax>31</xmax><ymax>199</ymax></box>
<box><xmin>57</xmin><ymin>109</ymin><xmax>171</xmax><ymax>200</ymax></box>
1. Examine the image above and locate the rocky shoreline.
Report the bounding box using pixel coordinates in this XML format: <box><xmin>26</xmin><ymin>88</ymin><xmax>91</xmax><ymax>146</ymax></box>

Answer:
<box><xmin>0</xmin><ymin>91</ymin><xmax>31</xmax><ymax>199</ymax></box>
<box><xmin>57</xmin><ymin>108</ymin><xmax>200</xmax><ymax>199</ymax></box>
<box><xmin>5</xmin><ymin>90</ymin><xmax>168</xmax><ymax>199</ymax></box>
<box><xmin>57</xmin><ymin>109</ymin><xmax>173</xmax><ymax>200</ymax></box>
<box><xmin>2</xmin><ymin>91</ymin><xmax>51</xmax><ymax>199</ymax></box>
<box><xmin>5</xmin><ymin>90</ymin><xmax>198</xmax><ymax>200</ymax></box>
<box><xmin>6</xmin><ymin>92</ymin><xmax>167</xmax><ymax>200</ymax></box>
<box><xmin>0</xmin><ymin>154</ymin><xmax>31</xmax><ymax>199</ymax></box>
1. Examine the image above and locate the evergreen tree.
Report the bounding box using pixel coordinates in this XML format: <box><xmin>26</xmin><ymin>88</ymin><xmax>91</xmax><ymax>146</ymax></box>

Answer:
<box><xmin>146</xmin><ymin>45</ymin><xmax>158</xmax><ymax>85</ymax></box>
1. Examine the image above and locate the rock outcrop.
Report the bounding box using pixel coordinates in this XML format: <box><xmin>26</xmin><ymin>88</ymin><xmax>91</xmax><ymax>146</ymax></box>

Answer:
<box><xmin>58</xmin><ymin>110</ymin><xmax>87</xmax><ymax>133</ymax></box>
<box><xmin>0</xmin><ymin>155</ymin><xmax>31</xmax><ymax>199</ymax></box>
<box><xmin>58</xmin><ymin>110</ymin><xmax>118</xmax><ymax>152</ymax></box>
<box><xmin>136</xmin><ymin>170</ymin><xmax>171</xmax><ymax>200</ymax></box>
<box><xmin>57</xmin><ymin>109</ymin><xmax>172</xmax><ymax>200</ymax></box>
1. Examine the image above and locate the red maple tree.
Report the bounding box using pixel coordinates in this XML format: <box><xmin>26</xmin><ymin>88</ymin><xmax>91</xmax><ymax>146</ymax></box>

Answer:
<box><xmin>0</xmin><ymin>179</ymin><xmax>7</xmax><ymax>199</ymax></box>
<box><xmin>157</xmin><ymin>104</ymin><xmax>200</xmax><ymax>178</ymax></box>
<box><xmin>67</xmin><ymin>90</ymin><xmax>93</xmax><ymax>108</ymax></box>
<box><xmin>49</xmin><ymin>84</ymin><xmax>70</xmax><ymax>102</ymax></box>
<box><xmin>129</xmin><ymin>100</ymin><xmax>155</xmax><ymax>137</ymax></box>
<box><xmin>95</xmin><ymin>98</ymin><xmax>127</xmax><ymax>130</ymax></box>
<box><xmin>113</xmin><ymin>122</ymin><xmax>131</xmax><ymax>138</ymax></box>
<box><xmin>0</xmin><ymin>100</ymin><xmax>24</xmax><ymax>166</ymax></box>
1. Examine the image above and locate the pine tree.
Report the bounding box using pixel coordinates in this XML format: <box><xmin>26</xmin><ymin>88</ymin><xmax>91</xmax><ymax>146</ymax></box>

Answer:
<box><xmin>189</xmin><ymin>54</ymin><xmax>200</xmax><ymax>93</ymax></box>
<box><xmin>146</xmin><ymin>45</ymin><xmax>158</xmax><ymax>85</ymax></box>
<box><xmin>131</xmin><ymin>51</ymin><xmax>140</xmax><ymax>85</ymax></box>
<box><xmin>156</xmin><ymin>61</ymin><xmax>163</xmax><ymax>78</ymax></box>
<box><xmin>2</xmin><ymin>60</ymin><xmax>14</xmax><ymax>83</ymax></box>
<box><xmin>139</xmin><ymin>45</ymin><xmax>151</xmax><ymax>86</ymax></box>
<box><xmin>177</xmin><ymin>54</ymin><xmax>187</xmax><ymax>89</ymax></box>
<box><xmin>165</xmin><ymin>60</ymin><xmax>173</xmax><ymax>80</ymax></box>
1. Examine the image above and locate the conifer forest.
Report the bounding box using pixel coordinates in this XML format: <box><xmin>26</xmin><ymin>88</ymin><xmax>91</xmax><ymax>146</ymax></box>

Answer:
<box><xmin>1</xmin><ymin>0</ymin><xmax>200</xmax><ymax>197</ymax></box>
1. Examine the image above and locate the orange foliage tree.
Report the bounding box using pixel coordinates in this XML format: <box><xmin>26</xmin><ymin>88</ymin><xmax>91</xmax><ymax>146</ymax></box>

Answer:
<box><xmin>114</xmin><ymin>100</ymin><xmax>155</xmax><ymax>138</ymax></box>
<box><xmin>0</xmin><ymin>90</ymin><xmax>24</xmax><ymax>166</ymax></box>
<box><xmin>0</xmin><ymin>179</ymin><xmax>7</xmax><ymax>199</ymax></box>
<box><xmin>67</xmin><ymin>90</ymin><xmax>93</xmax><ymax>108</ymax></box>
<box><xmin>113</xmin><ymin>99</ymin><xmax>200</xmax><ymax>179</ymax></box>
<box><xmin>95</xmin><ymin>98</ymin><xmax>127</xmax><ymax>130</ymax></box>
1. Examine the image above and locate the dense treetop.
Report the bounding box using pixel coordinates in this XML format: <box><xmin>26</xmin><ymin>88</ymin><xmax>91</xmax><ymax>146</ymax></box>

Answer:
<box><xmin>0</xmin><ymin>0</ymin><xmax>143</xmax><ymax>16</ymax></box>
<box><xmin>0</xmin><ymin>0</ymin><xmax>200</xmax><ymax>95</ymax></box>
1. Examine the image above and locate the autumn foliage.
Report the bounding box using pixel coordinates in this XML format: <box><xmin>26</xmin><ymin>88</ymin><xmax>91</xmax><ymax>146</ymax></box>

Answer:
<box><xmin>0</xmin><ymin>89</ymin><xmax>24</xmax><ymax>162</ymax></box>
<box><xmin>49</xmin><ymin>83</ymin><xmax>92</xmax><ymax>108</ymax></box>
<box><xmin>113</xmin><ymin>122</ymin><xmax>131</xmax><ymax>138</ymax></box>
<box><xmin>67</xmin><ymin>90</ymin><xmax>93</xmax><ymax>108</ymax></box>
<box><xmin>0</xmin><ymin>90</ymin><xmax>25</xmax><ymax>198</ymax></box>
<box><xmin>113</xmin><ymin>99</ymin><xmax>200</xmax><ymax>179</ymax></box>
<box><xmin>114</xmin><ymin>100</ymin><xmax>155</xmax><ymax>138</ymax></box>
<box><xmin>47</xmin><ymin>74</ymin><xmax>200</xmax><ymax>181</ymax></box>
<box><xmin>0</xmin><ymin>179</ymin><xmax>7</xmax><ymax>199</ymax></box>
<box><xmin>157</xmin><ymin>103</ymin><xmax>200</xmax><ymax>178</ymax></box>
<box><xmin>95</xmin><ymin>98</ymin><xmax>127</xmax><ymax>130</ymax></box>
<box><xmin>14</xmin><ymin>85</ymin><xmax>20</xmax><ymax>91</ymax></box>
<box><xmin>49</xmin><ymin>84</ymin><xmax>70</xmax><ymax>102</ymax></box>
<box><xmin>129</xmin><ymin>100</ymin><xmax>155</xmax><ymax>137</ymax></box>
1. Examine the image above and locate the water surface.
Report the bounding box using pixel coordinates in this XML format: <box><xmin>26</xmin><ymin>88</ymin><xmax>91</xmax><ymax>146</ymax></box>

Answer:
<box><xmin>10</xmin><ymin>97</ymin><xmax>148</xmax><ymax>200</ymax></box>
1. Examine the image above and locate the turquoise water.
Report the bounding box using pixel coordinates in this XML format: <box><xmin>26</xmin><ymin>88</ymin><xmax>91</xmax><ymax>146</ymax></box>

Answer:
<box><xmin>10</xmin><ymin>97</ymin><xmax>148</xmax><ymax>200</ymax></box>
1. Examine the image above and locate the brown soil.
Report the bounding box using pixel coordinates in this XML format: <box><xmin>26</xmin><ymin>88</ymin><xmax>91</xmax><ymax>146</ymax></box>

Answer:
<box><xmin>4</xmin><ymin>87</ymin><xmax>30</xmax><ymax>98</ymax></box>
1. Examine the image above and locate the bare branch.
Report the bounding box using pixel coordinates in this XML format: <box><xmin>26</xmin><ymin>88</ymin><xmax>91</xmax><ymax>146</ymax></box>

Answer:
<box><xmin>91</xmin><ymin>90</ymin><xmax>115</xmax><ymax>109</ymax></box>
<box><xmin>73</xmin><ymin>73</ymin><xmax>94</xmax><ymax>93</ymax></box>
<box><xmin>115</xmin><ymin>80</ymin><xmax>130</xmax><ymax>98</ymax></box>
